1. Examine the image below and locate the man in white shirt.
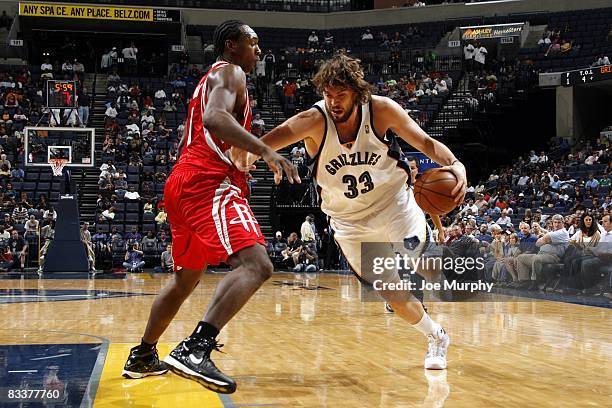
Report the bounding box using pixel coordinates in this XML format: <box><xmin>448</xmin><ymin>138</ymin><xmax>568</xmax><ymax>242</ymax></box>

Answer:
<box><xmin>434</xmin><ymin>78</ymin><xmax>448</xmax><ymax>94</ymax></box>
<box><xmin>124</xmin><ymin>186</ymin><xmax>141</xmax><ymax>201</ymax></box>
<box><xmin>516</xmin><ymin>214</ymin><xmax>569</xmax><ymax>287</ymax></box>
<box><xmin>517</xmin><ymin>174</ymin><xmax>530</xmax><ymax>186</ymax></box>
<box><xmin>154</xmin><ymin>89</ymin><xmax>167</xmax><ymax>100</ymax></box>
<box><xmin>463</xmin><ymin>43</ymin><xmax>475</xmax><ymax>71</ymax></box>
<box><xmin>307</xmin><ymin>31</ymin><xmax>319</xmax><ymax>47</ymax></box>
<box><xmin>529</xmin><ymin>150</ymin><xmax>539</xmax><ymax>163</ymax></box>
<box><xmin>41</xmin><ymin>58</ymin><xmax>53</xmax><ymax>79</ymax></box>
<box><xmin>141</xmin><ymin>110</ymin><xmax>155</xmax><ymax>127</ymax></box>
<box><xmin>361</xmin><ymin>29</ymin><xmax>374</xmax><ymax>41</ymax></box>
<box><xmin>122</xmin><ymin>42</ymin><xmax>138</xmax><ymax>74</ymax></box>
<box><xmin>496</xmin><ymin>210</ymin><xmax>511</xmax><ymax>227</ymax></box>
<box><xmin>105</xmin><ymin>104</ymin><xmax>118</xmax><ymax>119</ymax></box>
<box><xmin>61</xmin><ymin>60</ymin><xmax>73</xmax><ymax>74</ymax></box>
<box><xmin>474</xmin><ymin>44</ymin><xmax>488</xmax><ymax>69</ymax></box>
<box><xmin>300</xmin><ymin>215</ymin><xmax>315</xmax><ymax>243</ymax></box>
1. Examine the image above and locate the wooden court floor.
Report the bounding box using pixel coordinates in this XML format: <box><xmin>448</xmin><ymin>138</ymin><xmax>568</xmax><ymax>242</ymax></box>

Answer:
<box><xmin>0</xmin><ymin>272</ymin><xmax>610</xmax><ymax>407</ymax></box>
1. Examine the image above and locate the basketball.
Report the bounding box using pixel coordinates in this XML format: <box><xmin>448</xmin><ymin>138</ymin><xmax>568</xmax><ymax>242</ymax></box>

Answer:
<box><xmin>413</xmin><ymin>168</ymin><xmax>458</xmax><ymax>215</ymax></box>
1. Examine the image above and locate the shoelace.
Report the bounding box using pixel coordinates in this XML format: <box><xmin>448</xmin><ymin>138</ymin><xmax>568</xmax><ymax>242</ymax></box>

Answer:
<box><xmin>427</xmin><ymin>331</ymin><xmax>446</xmax><ymax>358</ymax></box>
<box><xmin>189</xmin><ymin>337</ymin><xmax>226</xmax><ymax>357</ymax></box>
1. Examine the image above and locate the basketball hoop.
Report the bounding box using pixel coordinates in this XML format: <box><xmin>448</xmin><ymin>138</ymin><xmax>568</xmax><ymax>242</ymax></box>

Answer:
<box><xmin>49</xmin><ymin>158</ymin><xmax>68</xmax><ymax>176</ymax></box>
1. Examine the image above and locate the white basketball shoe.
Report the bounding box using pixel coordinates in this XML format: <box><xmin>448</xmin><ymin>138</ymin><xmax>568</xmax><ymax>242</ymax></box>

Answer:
<box><xmin>424</xmin><ymin>327</ymin><xmax>450</xmax><ymax>370</ymax></box>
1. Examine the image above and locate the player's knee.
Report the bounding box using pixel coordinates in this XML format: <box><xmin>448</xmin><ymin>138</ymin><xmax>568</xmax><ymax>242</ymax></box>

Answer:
<box><xmin>255</xmin><ymin>258</ymin><xmax>274</xmax><ymax>281</ymax></box>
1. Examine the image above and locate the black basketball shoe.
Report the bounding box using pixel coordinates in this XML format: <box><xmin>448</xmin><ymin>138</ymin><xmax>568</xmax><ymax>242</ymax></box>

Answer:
<box><xmin>122</xmin><ymin>345</ymin><xmax>169</xmax><ymax>379</ymax></box>
<box><xmin>163</xmin><ymin>336</ymin><xmax>236</xmax><ymax>394</ymax></box>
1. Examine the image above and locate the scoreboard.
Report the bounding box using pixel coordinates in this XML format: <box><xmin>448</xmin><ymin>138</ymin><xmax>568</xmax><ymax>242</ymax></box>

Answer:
<box><xmin>46</xmin><ymin>80</ymin><xmax>77</xmax><ymax>108</ymax></box>
<box><xmin>562</xmin><ymin>65</ymin><xmax>612</xmax><ymax>87</ymax></box>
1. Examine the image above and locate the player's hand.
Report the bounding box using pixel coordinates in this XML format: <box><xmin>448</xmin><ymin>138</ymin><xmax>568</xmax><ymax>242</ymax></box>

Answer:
<box><xmin>226</xmin><ymin>147</ymin><xmax>257</xmax><ymax>172</ymax></box>
<box><xmin>443</xmin><ymin>161</ymin><xmax>467</xmax><ymax>204</ymax></box>
<box><xmin>437</xmin><ymin>229</ymin><xmax>445</xmax><ymax>243</ymax></box>
<box><xmin>261</xmin><ymin>147</ymin><xmax>301</xmax><ymax>185</ymax></box>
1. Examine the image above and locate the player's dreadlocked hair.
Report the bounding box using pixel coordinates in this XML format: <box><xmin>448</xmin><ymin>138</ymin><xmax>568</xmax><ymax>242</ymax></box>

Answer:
<box><xmin>312</xmin><ymin>53</ymin><xmax>372</xmax><ymax>105</ymax></box>
<box><xmin>213</xmin><ymin>20</ymin><xmax>246</xmax><ymax>58</ymax></box>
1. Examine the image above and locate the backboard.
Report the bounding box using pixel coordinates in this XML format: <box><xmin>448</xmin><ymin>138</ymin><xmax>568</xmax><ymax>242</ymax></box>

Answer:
<box><xmin>24</xmin><ymin>127</ymin><xmax>95</xmax><ymax>168</ymax></box>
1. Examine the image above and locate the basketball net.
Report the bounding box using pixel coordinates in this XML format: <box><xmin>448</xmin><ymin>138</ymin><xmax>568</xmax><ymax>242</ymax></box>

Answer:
<box><xmin>49</xmin><ymin>158</ymin><xmax>68</xmax><ymax>176</ymax></box>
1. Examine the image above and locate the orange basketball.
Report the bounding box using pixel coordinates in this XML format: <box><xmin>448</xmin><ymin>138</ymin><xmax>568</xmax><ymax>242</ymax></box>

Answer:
<box><xmin>413</xmin><ymin>168</ymin><xmax>458</xmax><ymax>215</ymax></box>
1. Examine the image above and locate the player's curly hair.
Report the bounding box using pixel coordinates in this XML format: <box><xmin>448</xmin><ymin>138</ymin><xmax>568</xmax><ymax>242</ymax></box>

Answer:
<box><xmin>312</xmin><ymin>53</ymin><xmax>372</xmax><ymax>104</ymax></box>
<box><xmin>213</xmin><ymin>20</ymin><xmax>246</xmax><ymax>57</ymax></box>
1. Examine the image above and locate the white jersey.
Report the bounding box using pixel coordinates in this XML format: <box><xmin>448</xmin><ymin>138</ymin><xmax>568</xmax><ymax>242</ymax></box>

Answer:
<box><xmin>311</xmin><ymin>100</ymin><xmax>411</xmax><ymax>222</ymax></box>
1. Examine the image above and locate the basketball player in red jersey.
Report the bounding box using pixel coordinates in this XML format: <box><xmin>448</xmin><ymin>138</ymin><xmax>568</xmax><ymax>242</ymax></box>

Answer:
<box><xmin>122</xmin><ymin>20</ymin><xmax>299</xmax><ymax>394</ymax></box>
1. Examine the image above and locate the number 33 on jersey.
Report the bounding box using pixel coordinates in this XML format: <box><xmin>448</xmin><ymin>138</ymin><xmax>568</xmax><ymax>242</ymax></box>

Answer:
<box><xmin>309</xmin><ymin>100</ymin><xmax>411</xmax><ymax>221</ymax></box>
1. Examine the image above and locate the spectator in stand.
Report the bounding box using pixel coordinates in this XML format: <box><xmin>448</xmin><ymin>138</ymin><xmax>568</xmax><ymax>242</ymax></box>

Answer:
<box><xmin>0</xmin><ymin>154</ymin><xmax>11</xmax><ymax>169</ymax></box>
<box><xmin>463</xmin><ymin>42</ymin><xmax>475</xmax><ymax>71</ymax></box>
<box><xmin>251</xmin><ymin>113</ymin><xmax>265</xmax><ymax>138</ymax></box>
<box><xmin>40</xmin><ymin>58</ymin><xmax>54</xmax><ymax>79</ymax></box>
<box><xmin>24</xmin><ymin>215</ymin><xmax>38</xmax><ymax>240</ymax></box>
<box><xmin>0</xmin><ymin>245</ymin><xmax>12</xmax><ymax>271</ymax></box>
<box><xmin>496</xmin><ymin>209</ymin><xmax>511</xmax><ymax>229</ymax></box>
<box><xmin>155</xmin><ymin>207</ymin><xmax>167</xmax><ymax>225</ymax></box>
<box><xmin>12</xmin><ymin>202</ymin><xmax>27</xmax><ymax>224</ymax></box>
<box><xmin>517</xmin><ymin>222</ymin><xmax>538</xmax><ymax>254</ymax></box>
<box><xmin>73</xmin><ymin>58</ymin><xmax>85</xmax><ymax>74</ymax></box>
<box><xmin>61</xmin><ymin>59</ymin><xmax>73</xmax><ymax>75</ymax></box>
<box><xmin>124</xmin><ymin>185</ymin><xmax>141</xmax><ymax>201</ymax></box>
<box><xmin>122</xmin><ymin>42</ymin><xmax>138</xmax><ymax>74</ymax></box>
<box><xmin>307</xmin><ymin>31</ymin><xmax>319</xmax><ymax>48</ymax></box>
<box><xmin>586</xmin><ymin>174</ymin><xmax>599</xmax><ymax>190</ymax></box>
<box><xmin>580</xmin><ymin>214</ymin><xmax>611</xmax><ymax>293</ymax></box>
<box><xmin>323</xmin><ymin>31</ymin><xmax>334</xmax><ymax>49</ymax></box>
<box><xmin>434</xmin><ymin>77</ymin><xmax>448</xmax><ymax>95</ymax></box>
<box><xmin>105</xmin><ymin>102</ymin><xmax>118</xmax><ymax>122</ymax></box>
<box><xmin>101</xmin><ymin>206</ymin><xmax>115</xmax><ymax>221</ymax></box>
<box><xmin>516</xmin><ymin>214</ymin><xmax>568</xmax><ymax>289</ymax></box>
<box><xmin>155</xmin><ymin>244</ymin><xmax>174</xmax><ymax>273</ymax></box>
<box><xmin>77</xmin><ymin>88</ymin><xmax>91</xmax><ymax>127</ymax></box>
<box><xmin>361</xmin><ymin>29</ymin><xmax>374</xmax><ymax>41</ymax></box>
<box><xmin>8</xmin><ymin>230</ymin><xmax>27</xmax><ymax>271</ymax></box>
<box><xmin>592</xmin><ymin>55</ymin><xmax>611</xmax><ymax>67</ymax></box>
<box><xmin>124</xmin><ymin>226</ymin><xmax>142</xmax><ymax>243</ymax></box>
<box><xmin>0</xmin><ymin>11</ymin><xmax>12</xmax><ymax>30</ymax></box>
<box><xmin>141</xmin><ymin>230</ymin><xmax>158</xmax><ymax>249</ymax></box>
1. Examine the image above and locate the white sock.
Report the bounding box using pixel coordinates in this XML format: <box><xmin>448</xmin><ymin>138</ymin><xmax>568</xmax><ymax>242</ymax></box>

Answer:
<box><xmin>412</xmin><ymin>312</ymin><xmax>442</xmax><ymax>337</ymax></box>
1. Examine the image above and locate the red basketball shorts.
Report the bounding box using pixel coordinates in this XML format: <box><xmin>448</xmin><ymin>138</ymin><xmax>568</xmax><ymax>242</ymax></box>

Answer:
<box><xmin>164</xmin><ymin>171</ymin><xmax>265</xmax><ymax>270</ymax></box>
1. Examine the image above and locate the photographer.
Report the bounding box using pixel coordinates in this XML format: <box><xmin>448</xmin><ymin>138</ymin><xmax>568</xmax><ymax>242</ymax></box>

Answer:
<box><xmin>123</xmin><ymin>242</ymin><xmax>145</xmax><ymax>273</ymax></box>
<box><xmin>293</xmin><ymin>243</ymin><xmax>319</xmax><ymax>273</ymax></box>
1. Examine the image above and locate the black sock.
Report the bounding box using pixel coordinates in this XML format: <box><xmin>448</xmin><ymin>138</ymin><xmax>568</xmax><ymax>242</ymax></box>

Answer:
<box><xmin>139</xmin><ymin>338</ymin><xmax>156</xmax><ymax>352</ymax></box>
<box><xmin>191</xmin><ymin>321</ymin><xmax>219</xmax><ymax>340</ymax></box>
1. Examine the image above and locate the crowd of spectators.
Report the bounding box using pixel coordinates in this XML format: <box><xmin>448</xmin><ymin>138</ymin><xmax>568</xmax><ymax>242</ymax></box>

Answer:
<box><xmin>430</xmin><ymin>134</ymin><xmax>611</xmax><ymax>295</ymax></box>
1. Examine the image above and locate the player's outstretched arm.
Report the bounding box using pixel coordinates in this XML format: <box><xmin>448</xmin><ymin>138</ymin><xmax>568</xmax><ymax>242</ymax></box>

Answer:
<box><xmin>230</xmin><ymin>108</ymin><xmax>324</xmax><ymax>169</ymax></box>
<box><xmin>204</xmin><ymin>65</ymin><xmax>299</xmax><ymax>184</ymax></box>
<box><xmin>377</xmin><ymin>96</ymin><xmax>467</xmax><ymax>204</ymax></box>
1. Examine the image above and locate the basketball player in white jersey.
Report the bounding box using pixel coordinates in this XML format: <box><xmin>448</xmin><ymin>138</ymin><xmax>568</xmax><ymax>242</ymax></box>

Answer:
<box><xmin>232</xmin><ymin>54</ymin><xmax>466</xmax><ymax>369</ymax></box>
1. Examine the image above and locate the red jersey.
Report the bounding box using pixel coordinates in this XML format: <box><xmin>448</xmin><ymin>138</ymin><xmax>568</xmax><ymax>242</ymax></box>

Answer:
<box><xmin>174</xmin><ymin>61</ymin><xmax>252</xmax><ymax>181</ymax></box>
